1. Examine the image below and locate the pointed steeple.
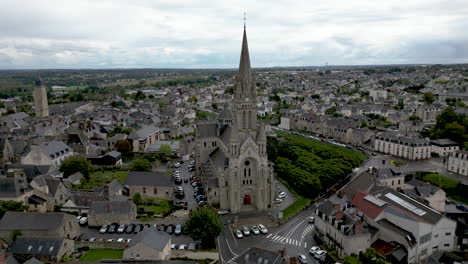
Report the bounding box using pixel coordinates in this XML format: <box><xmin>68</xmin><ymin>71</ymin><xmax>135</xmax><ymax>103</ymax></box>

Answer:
<box><xmin>235</xmin><ymin>25</ymin><xmax>255</xmax><ymax>100</ymax></box>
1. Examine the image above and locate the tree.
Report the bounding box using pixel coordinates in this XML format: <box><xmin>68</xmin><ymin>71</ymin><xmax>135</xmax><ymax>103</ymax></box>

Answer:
<box><xmin>361</xmin><ymin>121</ymin><xmax>369</xmax><ymax>128</ymax></box>
<box><xmin>132</xmin><ymin>192</ymin><xmax>142</xmax><ymax>206</ymax></box>
<box><xmin>114</xmin><ymin>140</ymin><xmax>132</xmax><ymax>155</ymax></box>
<box><xmin>159</xmin><ymin>144</ymin><xmax>172</xmax><ymax>156</ymax></box>
<box><xmin>0</xmin><ymin>201</ymin><xmax>29</xmax><ymax>218</ymax></box>
<box><xmin>188</xmin><ymin>96</ymin><xmax>198</xmax><ymax>103</ymax></box>
<box><xmin>423</xmin><ymin>92</ymin><xmax>435</xmax><ymax>104</ymax></box>
<box><xmin>131</xmin><ymin>158</ymin><xmax>152</xmax><ymax>171</ymax></box>
<box><xmin>59</xmin><ymin>157</ymin><xmax>93</xmax><ymax>180</ymax></box>
<box><xmin>184</xmin><ymin>206</ymin><xmax>222</xmax><ymax>248</ymax></box>
<box><xmin>325</xmin><ymin>106</ymin><xmax>337</xmax><ymax>116</ymax></box>
<box><xmin>409</xmin><ymin>115</ymin><xmax>421</xmax><ymax>121</ymax></box>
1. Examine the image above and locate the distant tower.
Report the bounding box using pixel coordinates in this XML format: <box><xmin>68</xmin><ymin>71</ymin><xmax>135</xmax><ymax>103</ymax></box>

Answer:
<box><xmin>33</xmin><ymin>78</ymin><xmax>49</xmax><ymax>118</ymax></box>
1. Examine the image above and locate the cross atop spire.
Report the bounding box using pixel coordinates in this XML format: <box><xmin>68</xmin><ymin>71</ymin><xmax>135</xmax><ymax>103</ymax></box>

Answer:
<box><xmin>244</xmin><ymin>12</ymin><xmax>246</xmax><ymax>29</ymax></box>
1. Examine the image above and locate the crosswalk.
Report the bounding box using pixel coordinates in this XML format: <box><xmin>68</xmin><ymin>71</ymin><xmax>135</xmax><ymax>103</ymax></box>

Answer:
<box><xmin>265</xmin><ymin>225</ymin><xmax>315</xmax><ymax>248</ymax></box>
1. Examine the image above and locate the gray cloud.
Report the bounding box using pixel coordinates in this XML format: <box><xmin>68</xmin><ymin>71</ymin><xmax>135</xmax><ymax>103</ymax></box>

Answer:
<box><xmin>0</xmin><ymin>0</ymin><xmax>467</xmax><ymax>69</ymax></box>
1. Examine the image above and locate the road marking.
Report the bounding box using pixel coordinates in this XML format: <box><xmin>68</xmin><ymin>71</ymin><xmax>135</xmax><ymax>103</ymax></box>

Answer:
<box><xmin>266</xmin><ymin>234</ymin><xmax>272</xmax><ymax>239</ymax></box>
<box><xmin>304</xmin><ymin>242</ymin><xmax>307</xmax><ymax>248</ymax></box>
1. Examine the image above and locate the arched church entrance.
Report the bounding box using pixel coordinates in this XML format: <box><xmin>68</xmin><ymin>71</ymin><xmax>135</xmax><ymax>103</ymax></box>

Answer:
<box><xmin>243</xmin><ymin>195</ymin><xmax>251</xmax><ymax>205</ymax></box>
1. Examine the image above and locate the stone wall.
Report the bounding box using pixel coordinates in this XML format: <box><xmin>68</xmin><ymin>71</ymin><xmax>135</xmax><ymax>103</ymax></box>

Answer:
<box><xmin>75</xmin><ymin>241</ymin><xmax>127</xmax><ymax>249</ymax></box>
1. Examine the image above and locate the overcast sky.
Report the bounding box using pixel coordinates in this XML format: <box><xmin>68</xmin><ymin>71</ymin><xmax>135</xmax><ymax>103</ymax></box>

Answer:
<box><xmin>1</xmin><ymin>0</ymin><xmax>467</xmax><ymax>69</ymax></box>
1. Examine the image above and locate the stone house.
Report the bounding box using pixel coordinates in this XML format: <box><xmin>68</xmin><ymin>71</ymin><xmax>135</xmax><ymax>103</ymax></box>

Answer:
<box><xmin>402</xmin><ymin>179</ymin><xmax>446</xmax><ymax>212</ymax></box>
<box><xmin>447</xmin><ymin>150</ymin><xmax>468</xmax><ymax>176</ymax></box>
<box><xmin>127</xmin><ymin>125</ymin><xmax>160</xmax><ymax>152</ymax></box>
<box><xmin>430</xmin><ymin>139</ymin><xmax>459</xmax><ymax>157</ymax></box>
<box><xmin>86</xmin><ymin>151</ymin><xmax>122</xmax><ymax>166</ymax></box>
<box><xmin>21</xmin><ymin>141</ymin><xmax>74</xmax><ymax>169</ymax></box>
<box><xmin>373</xmin><ymin>167</ymin><xmax>405</xmax><ymax>190</ymax></box>
<box><xmin>415</xmin><ymin>103</ymin><xmax>444</xmax><ymax>123</ymax></box>
<box><xmin>124</xmin><ymin>171</ymin><xmax>173</xmax><ymax>199</ymax></box>
<box><xmin>87</xmin><ymin>200</ymin><xmax>136</xmax><ymax>227</ymax></box>
<box><xmin>60</xmin><ymin>191</ymin><xmax>107</xmax><ymax>215</ymax></box>
<box><xmin>11</xmin><ymin>236</ymin><xmax>74</xmax><ymax>262</ymax></box>
<box><xmin>0</xmin><ymin>212</ymin><xmax>80</xmax><ymax>243</ymax></box>
<box><xmin>374</xmin><ymin>134</ymin><xmax>431</xmax><ymax>160</ymax></box>
<box><xmin>123</xmin><ymin>229</ymin><xmax>171</xmax><ymax>260</ymax></box>
<box><xmin>30</xmin><ymin>175</ymin><xmax>69</xmax><ymax>206</ymax></box>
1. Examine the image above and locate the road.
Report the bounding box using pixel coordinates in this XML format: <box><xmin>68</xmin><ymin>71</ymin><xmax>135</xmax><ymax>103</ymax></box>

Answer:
<box><xmin>218</xmin><ymin>207</ymin><xmax>322</xmax><ymax>264</ymax></box>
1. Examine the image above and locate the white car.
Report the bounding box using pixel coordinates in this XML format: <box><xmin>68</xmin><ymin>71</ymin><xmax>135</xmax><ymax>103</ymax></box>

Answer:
<box><xmin>117</xmin><ymin>238</ymin><xmax>125</xmax><ymax>243</ymax></box>
<box><xmin>106</xmin><ymin>238</ymin><xmax>114</xmax><ymax>242</ymax></box>
<box><xmin>251</xmin><ymin>226</ymin><xmax>260</xmax><ymax>235</ymax></box>
<box><xmin>298</xmin><ymin>254</ymin><xmax>308</xmax><ymax>264</ymax></box>
<box><xmin>242</xmin><ymin>226</ymin><xmax>250</xmax><ymax>236</ymax></box>
<box><xmin>308</xmin><ymin>216</ymin><xmax>315</xmax><ymax>224</ymax></box>
<box><xmin>79</xmin><ymin>217</ymin><xmax>88</xmax><ymax>225</ymax></box>
<box><xmin>278</xmin><ymin>191</ymin><xmax>286</xmax><ymax>199</ymax></box>
<box><xmin>258</xmin><ymin>224</ymin><xmax>268</xmax><ymax>234</ymax></box>
<box><xmin>274</xmin><ymin>198</ymin><xmax>283</xmax><ymax>204</ymax></box>
<box><xmin>126</xmin><ymin>238</ymin><xmax>132</xmax><ymax>243</ymax></box>
<box><xmin>171</xmin><ymin>244</ymin><xmax>178</xmax><ymax>249</ymax></box>
<box><xmin>179</xmin><ymin>244</ymin><xmax>188</xmax><ymax>250</ymax></box>
<box><xmin>76</xmin><ymin>216</ymin><xmax>83</xmax><ymax>221</ymax></box>
<box><xmin>117</xmin><ymin>224</ymin><xmax>126</xmax><ymax>233</ymax></box>
<box><xmin>88</xmin><ymin>237</ymin><xmax>97</xmax><ymax>242</ymax></box>
<box><xmin>218</xmin><ymin>209</ymin><xmax>229</xmax><ymax>215</ymax></box>
<box><xmin>99</xmin><ymin>225</ymin><xmax>108</xmax><ymax>234</ymax></box>
<box><xmin>314</xmin><ymin>250</ymin><xmax>326</xmax><ymax>260</ymax></box>
<box><xmin>309</xmin><ymin>246</ymin><xmax>321</xmax><ymax>255</ymax></box>
<box><xmin>235</xmin><ymin>230</ymin><xmax>243</xmax><ymax>239</ymax></box>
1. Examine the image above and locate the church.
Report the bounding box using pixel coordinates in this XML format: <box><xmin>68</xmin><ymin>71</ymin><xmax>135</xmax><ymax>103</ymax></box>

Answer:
<box><xmin>195</xmin><ymin>25</ymin><xmax>276</xmax><ymax>213</ymax></box>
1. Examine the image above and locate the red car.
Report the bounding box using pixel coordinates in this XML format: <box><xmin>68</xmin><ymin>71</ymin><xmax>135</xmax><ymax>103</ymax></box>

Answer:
<box><xmin>190</xmin><ymin>180</ymin><xmax>198</xmax><ymax>185</ymax></box>
<box><xmin>97</xmin><ymin>238</ymin><xmax>105</xmax><ymax>242</ymax></box>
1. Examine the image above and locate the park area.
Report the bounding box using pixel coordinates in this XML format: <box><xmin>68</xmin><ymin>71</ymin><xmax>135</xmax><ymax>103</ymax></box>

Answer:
<box><xmin>72</xmin><ymin>169</ymin><xmax>128</xmax><ymax>189</ymax></box>
<box><xmin>79</xmin><ymin>249</ymin><xmax>123</xmax><ymax>261</ymax></box>
<box><xmin>419</xmin><ymin>173</ymin><xmax>468</xmax><ymax>204</ymax></box>
<box><xmin>270</xmin><ymin>131</ymin><xmax>367</xmax><ymax>219</ymax></box>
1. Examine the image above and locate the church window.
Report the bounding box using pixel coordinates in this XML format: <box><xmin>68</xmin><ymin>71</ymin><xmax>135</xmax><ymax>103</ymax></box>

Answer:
<box><xmin>248</xmin><ymin>111</ymin><xmax>252</xmax><ymax>128</ymax></box>
<box><xmin>244</xmin><ymin>168</ymin><xmax>247</xmax><ymax>177</ymax></box>
<box><xmin>248</xmin><ymin>168</ymin><xmax>251</xmax><ymax>177</ymax></box>
<box><xmin>226</xmin><ymin>181</ymin><xmax>228</xmax><ymax>186</ymax></box>
<box><xmin>245</xmin><ymin>160</ymin><xmax>250</xmax><ymax>166</ymax></box>
<box><xmin>204</xmin><ymin>142</ymin><xmax>206</xmax><ymax>147</ymax></box>
<box><xmin>242</xmin><ymin>111</ymin><xmax>246</xmax><ymax>129</ymax></box>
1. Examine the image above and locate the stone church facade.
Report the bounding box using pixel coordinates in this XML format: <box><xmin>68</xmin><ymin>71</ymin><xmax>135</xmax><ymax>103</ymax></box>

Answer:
<box><xmin>195</xmin><ymin>26</ymin><xmax>276</xmax><ymax>213</ymax></box>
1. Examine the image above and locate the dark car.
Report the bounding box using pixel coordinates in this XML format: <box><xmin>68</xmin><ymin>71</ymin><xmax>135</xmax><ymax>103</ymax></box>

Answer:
<box><xmin>183</xmin><ymin>178</ymin><xmax>189</xmax><ymax>183</ymax></box>
<box><xmin>159</xmin><ymin>224</ymin><xmax>167</xmax><ymax>231</ymax></box>
<box><xmin>174</xmin><ymin>178</ymin><xmax>182</xmax><ymax>185</ymax></box>
<box><xmin>134</xmin><ymin>224</ymin><xmax>143</xmax><ymax>234</ymax></box>
<box><xmin>125</xmin><ymin>224</ymin><xmax>135</xmax><ymax>234</ymax></box>
<box><xmin>175</xmin><ymin>200</ymin><xmax>188</xmax><ymax>206</ymax></box>
<box><xmin>175</xmin><ymin>192</ymin><xmax>185</xmax><ymax>199</ymax></box>
<box><xmin>107</xmin><ymin>224</ymin><xmax>117</xmax><ymax>234</ymax></box>
<box><xmin>166</xmin><ymin>224</ymin><xmax>174</xmax><ymax>234</ymax></box>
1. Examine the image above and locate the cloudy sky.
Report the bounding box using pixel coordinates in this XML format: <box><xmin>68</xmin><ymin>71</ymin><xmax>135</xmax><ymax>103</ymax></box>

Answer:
<box><xmin>0</xmin><ymin>0</ymin><xmax>467</xmax><ymax>69</ymax></box>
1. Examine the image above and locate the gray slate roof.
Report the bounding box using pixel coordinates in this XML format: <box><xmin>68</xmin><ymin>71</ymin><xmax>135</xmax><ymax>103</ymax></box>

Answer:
<box><xmin>11</xmin><ymin>236</ymin><xmax>64</xmax><ymax>256</ymax></box>
<box><xmin>231</xmin><ymin>247</ymin><xmax>286</xmax><ymax>264</ymax></box>
<box><xmin>197</xmin><ymin>122</ymin><xmax>218</xmax><ymax>138</ymax></box>
<box><xmin>0</xmin><ymin>212</ymin><xmax>66</xmax><ymax>231</ymax></box>
<box><xmin>23</xmin><ymin>258</ymin><xmax>44</xmax><ymax>264</ymax></box>
<box><xmin>89</xmin><ymin>200</ymin><xmax>134</xmax><ymax>215</ymax></box>
<box><xmin>125</xmin><ymin>171</ymin><xmax>172</xmax><ymax>187</ymax></box>
<box><xmin>39</xmin><ymin>140</ymin><xmax>71</xmax><ymax>158</ymax></box>
<box><xmin>0</xmin><ymin>177</ymin><xmax>21</xmax><ymax>198</ymax></box>
<box><xmin>128</xmin><ymin>228</ymin><xmax>170</xmax><ymax>250</ymax></box>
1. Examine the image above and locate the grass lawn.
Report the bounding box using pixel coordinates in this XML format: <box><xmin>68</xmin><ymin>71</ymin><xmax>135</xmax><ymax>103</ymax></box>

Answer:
<box><xmin>282</xmin><ymin>196</ymin><xmax>312</xmax><ymax>221</ymax></box>
<box><xmin>138</xmin><ymin>198</ymin><xmax>172</xmax><ymax>217</ymax></box>
<box><xmin>79</xmin><ymin>249</ymin><xmax>123</xmax><ymax>261</ymax></box>
<box><xmin>73</xmin><ymin>170</ymin><xmax>128</xmax><ymax>189</ymax></box>
<box><xmin>421</xmin><ymin>173</ymin><xmax>458</xmax><ymax>189</ymax></box>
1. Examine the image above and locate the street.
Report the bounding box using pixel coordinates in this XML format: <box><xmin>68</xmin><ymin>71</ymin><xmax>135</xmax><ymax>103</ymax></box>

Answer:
<box><xmin>218</xmin><ymin>206</ymin><xmax>321</xmax><ymax>264</ymax></box>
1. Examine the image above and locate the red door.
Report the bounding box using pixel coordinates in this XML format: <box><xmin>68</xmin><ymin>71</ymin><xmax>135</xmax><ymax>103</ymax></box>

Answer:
<box><xmin>244</xmin><ymin>195</ymin><xmax>251</xmax><ymax>205</ymax></box>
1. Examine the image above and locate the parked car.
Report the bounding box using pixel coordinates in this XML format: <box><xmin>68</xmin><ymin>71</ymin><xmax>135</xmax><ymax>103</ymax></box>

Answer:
<box><xmin>76</xmin><ymin>216</ymin><xmax>83</xmax><ymax>221</ymax></box>
<box><xmin>274</xmin><ymin>198</ymin><xmax>283</xmax><ymax>204</ymax></box>
<box><xmin>188</xmin><ymin>243</ymin><xmax>198</xmax><ymax>250</ymax></box>
<box><xmin>309</xmin><ymin>246</ymin><xmax>321</xmax><ymax>255</ymax></box>
<box><xmin>179</xmin><ymin>244</ymin><xmax>188</xmax><ymax>250</ymax></box>
<box><xmin>106</xmin><ymin>238</ymin><xmax>114</xmax><ymax>242</ymax></box>
<box><xmin>183</xmin><ymin>178</ymin><xmax>189</xmax><ymax>183</ymax></box>
<box><xmin>175</xmin><ymin>192</ymin><xmax>185</xmax><ymax>199</ymax></box>
<box><xmin>166</xmin><ymin>225</ymin><xmax>174</xmax><ymax>234</ymax></box>
<box><xmin>314</xmin><ymin>250</ymin><xmax>326</xmax><ymax>261</ymax></box>
<box><xmin>175</xmin><ymin>200</ymin><xmax>188</xmax><ymax>206</ymax></box>
<box><xmin>97</xmin><ymin>238</ymin><xmax>105</xmax><ymax>242</ymax></box>
<box><xmin>126</xmin><ymin>224</ymin><xmax>135</xmax><ymax>234</ymax></box>
<box><xmin>134</xmin><ymin>224</ymin><xmax>143</xmax><ymax>234</ymax></box>
<box><xmin>126</xmin><ymin>238</ymin><xmax>132</xmax><ymax>243</ymax></box>
<box><xmin>117</xmin><ymin>238</ymin><xmax>125</xmax><ymax>243</ymax></box>
<box><xmin>308</xmin><ymin>216</ymin><xmax>315</xmax><ymax>224</ymax></box>
<box><xmin>175</xmin><ymin>224</ymin><xmax>183</xmax><ymax>236</ymax></box>
<box><xmin>99</xmin><ymin>225</ymin><xmax>109</xmax><ymax>234</ymax></box>
<box><xmin>235</xmin><ymin>230</ymin><xmax>243</xmax><ymax>239</ymax></box>
<box><xmin>117</xmin><ymin>224</ymin><xmax>126</xmax><ymax>234</ymax></box>
<box><xmin>456</xmin><ymin>204</ymin><xmax>468</xmax><ymax>212</ymax></box>
<box><xmin>251</xmin><ymin>226</ymin><xmax>260</xmax><ymax>235</ymax></box>
<box><xmin>242</xmin><ymin>226</ymin><xmax>250</xmax><ymax>236</ymax></box>
<box><xmin>79</xmin><ymin>217</ymin><xmax>88</xmax><ymax>225</ymax></box>
<box><xmin>218</xmin><ymin>209</ymin><xmax>230</xmax><ymax>215</ymax></box>
<box><xmin>258</xmin><ymin>224</ymin><xmax>268</xmax><ymax>234</ymax></box>
<box><xmin>298</xmin><ymin>254</ymin><xmax>308</xmax><ymax>264</ymax></box>
<box><xmin>198</xmin><ymin>200</ymin><xmax>207</xmax><ymax>206</ymax></box>
<box><xmin>278</xmin><ymin>191</ymin><xmax>286</xmax><ymax>199</ymax></box>
<box><xmin>107</xmin><ymin>224</ymin><xmax>116</xmax><ymax>234</ymax></box>
<box><xmin>89</xmin><ymin>237</ymin><xmax>97</xmax><ymax>242</ymax></box>
<box><xmin>171</xmin><ymin>244</ymin><xmax>179</xmax><ymax>250</ymax></box>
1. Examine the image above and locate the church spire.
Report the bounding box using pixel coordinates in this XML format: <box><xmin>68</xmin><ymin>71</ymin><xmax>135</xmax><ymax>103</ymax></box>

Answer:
<box><xmin>235</xmin><ymin>17</ymin><xmax>255</xmax><ymax>100</ymax></box>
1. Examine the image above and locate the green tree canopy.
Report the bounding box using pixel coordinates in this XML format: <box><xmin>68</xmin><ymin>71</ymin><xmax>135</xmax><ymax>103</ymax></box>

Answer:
<box><xmin>132</xmin><ymin>192</ymin><xmax>142</xmax><ymax>206</ymax></box>
<box><xmin>430</xmin><ymin>107</ymin><xmax>468</xmax><ymax>148</ymax></box>
<box><xmin>423</xmin><ymin>92</ymin><xmax>435</xmax><ymax>104</ymax></box>
<box><xmin>188</xmin><ymin>96</ymin><xmax>198</xmax><ymax>103</ymax></box>
<box><xmin>184</xmin><ymin>206</ymin><xmax>222</xmax><ymax>248</ymax></box>
<box><xmin>59</xmin><ymin>156</ymin><xmax>93</xmax><ymax>180</ymax></box>
<box><xmin>114</xmin><ymin>140</ymin><xmax>132</xmax><ymax>155</ymax></box>
<box><xmin>159</xmin><ymin>144</ymin><xmax>172</xmax><ymax>155</ymax></box>
<box><xmin>0</xmin><ymin>201</ymin><xmax>29</xmax><ymax>219</ymax></box>
<box><xmin>130</xmin><ymin>158</ymin><xmax>152</xmax><ymax>171</ymax></box>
